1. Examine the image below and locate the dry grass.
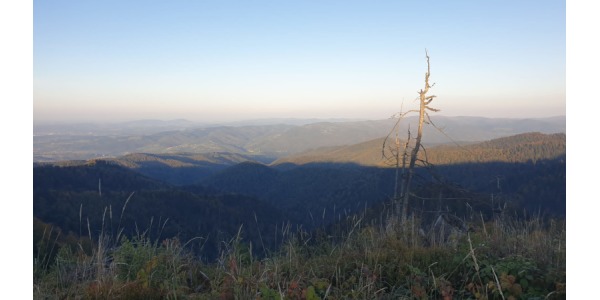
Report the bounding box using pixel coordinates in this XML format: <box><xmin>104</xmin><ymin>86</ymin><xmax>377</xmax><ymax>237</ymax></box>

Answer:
<box><xmin>34</xmin><ymin>207</ymin><xmax>565</xmax><ymax>299</ymax></box>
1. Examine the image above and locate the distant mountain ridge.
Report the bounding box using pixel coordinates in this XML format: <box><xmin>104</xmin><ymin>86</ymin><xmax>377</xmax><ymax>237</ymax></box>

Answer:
<box><xmin>274</xmin><ymin>132</ymin><xmax>566</xmax><ymax>167</ymax></box>
<box><xmin>38</xmin><ymin>131</ymin><xmax>566</xmax><ymax>187</ymax></box>
<box><xmin>34</xmin><ymin>116</ymin><xmax>565</xmax><ymax>162</ymax></box>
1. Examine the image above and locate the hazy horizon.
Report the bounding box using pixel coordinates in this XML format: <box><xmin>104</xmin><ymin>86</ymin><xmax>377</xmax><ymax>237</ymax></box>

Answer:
<box><xmin>34</xmin><ymin>0</ymin><xmax>565</xmax><ymax>123</ymax></box>
<box><xmin>32</xmin><ymin>114</ymin><xmax>567</xmax><ymax>126</ymax></box>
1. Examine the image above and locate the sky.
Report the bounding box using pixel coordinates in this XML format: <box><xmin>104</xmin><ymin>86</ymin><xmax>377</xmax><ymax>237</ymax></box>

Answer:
<box><xmin>32</xmin><ymin>0</ymin><xmax>566</xmax><ymax>123</ymax></box>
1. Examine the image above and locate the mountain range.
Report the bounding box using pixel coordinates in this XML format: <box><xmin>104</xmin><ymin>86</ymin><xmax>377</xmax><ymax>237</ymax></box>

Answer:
<box><xmin>34</xmin><ymin>131</ymin><xmax>566</xmax><ymax>242</ymax></box>
<box><xmin>34</xmin><ymin>116</ymin><xmax>565</xmax><ymax>162</ymax></box>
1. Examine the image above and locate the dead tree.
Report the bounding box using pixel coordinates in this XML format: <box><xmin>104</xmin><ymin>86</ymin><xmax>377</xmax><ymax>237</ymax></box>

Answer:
<box><xmin>383</xmin><ymin>50</ymin><xmax>439</xmax><ymax>224</ymax></box>
<box><xmin>402</xmin><ymin>51</ymin><xmax>439</xmax><ymax>222</ymax></box>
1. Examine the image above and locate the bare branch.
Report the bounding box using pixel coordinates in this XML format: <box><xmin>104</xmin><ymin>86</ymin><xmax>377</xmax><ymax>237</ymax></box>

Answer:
<box><xmin>419</xmin><ymin>144</ymin><xmax>430</xmax><ymax>164</ymax></box>
<box><xmin>426</xmin><ymin>113</ymin><xmax>478</xmax><ymax>158</ymax></box>
<box><xmin>382</xmin><ymin>109</ymin><xmax>418</xmax><ymax>160</ymax></box>
<box><xmin>425</xmin><ymin>95</ymin><xmax>437</xmax><ymax>105</ymax></box>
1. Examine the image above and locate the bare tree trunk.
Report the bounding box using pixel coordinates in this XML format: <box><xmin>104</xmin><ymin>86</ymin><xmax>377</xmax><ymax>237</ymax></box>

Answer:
<box><xmin>401</xmin><ymin>51</ymin><xmax>436</xmax><ymax>223</ymax></box>
<box><xmin>393</xmin><ymin>132</ymin><xmax>400</xmax><ymax>215</ymax></box>
<box><xmin>399</xmin><ymin>128</ymin><xmax>410</xmax><ymax>222</ymax></box>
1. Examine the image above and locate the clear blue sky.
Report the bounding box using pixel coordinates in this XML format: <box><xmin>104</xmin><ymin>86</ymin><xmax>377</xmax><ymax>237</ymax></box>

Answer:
<box><xmin>33</xmin><ymin>0</ymin><xmax>565</xmax><ymax>122</ymax></box>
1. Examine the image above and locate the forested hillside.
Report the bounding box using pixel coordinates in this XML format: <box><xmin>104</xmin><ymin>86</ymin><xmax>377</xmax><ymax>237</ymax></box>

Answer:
<box><xmin>33</xmin><ymin>161</ymin><xmax>294</xmax><ymax>260</ymax></box>
<box><xmin>103</xmin><ymin>152</ymin><xmax>272</xmax><ymax>185</ymax></box>
<box><xmin>275</xmin><ymin>132</ymin><xmax>565</xmax><ymax>167</ymax></box>
<box><xmin>198</xmin><ymin>132</ymin><xmax>565</xmax><ymax>222</ymax></box>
